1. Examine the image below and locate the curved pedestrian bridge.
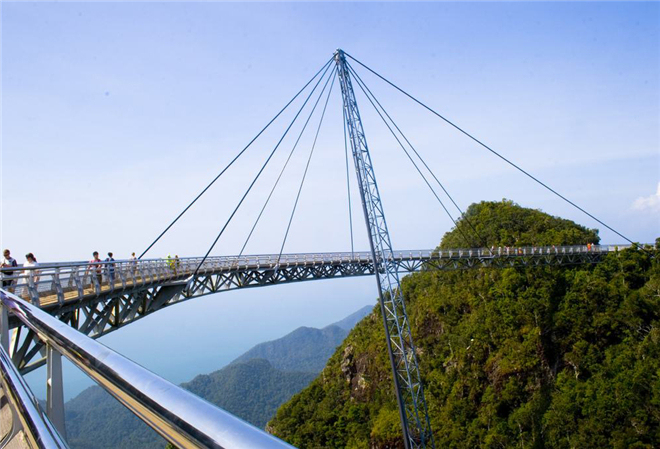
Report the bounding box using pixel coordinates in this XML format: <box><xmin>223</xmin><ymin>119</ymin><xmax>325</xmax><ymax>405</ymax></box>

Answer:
<box><xmin>0</xmin><ymin>244</ymin><xmax>623</xmax><ymax>374</ymax></box>
<box><xmin>4</xmin><ymin>244</ymin><xmax>618</xmax><ymax>311</ymax></box>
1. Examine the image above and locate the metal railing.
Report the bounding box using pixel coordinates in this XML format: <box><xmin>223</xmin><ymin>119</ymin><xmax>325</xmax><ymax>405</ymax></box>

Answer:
<box><xmin>0</xmin><ymin>289</ymin><xmax>295</xmax><ymax>449</ymax></box>
<box><xmin>0</xmin><ymin>342</ymin><xmax>68</xmax><ymax>448</ymax></box>
<box><xmin>0</xmin><ymin>245</ymin><xmax>633</xmax><ymax>307</ymax></box>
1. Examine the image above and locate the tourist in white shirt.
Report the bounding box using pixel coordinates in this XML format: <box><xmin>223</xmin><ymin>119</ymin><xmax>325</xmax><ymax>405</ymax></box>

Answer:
<box><xmin>24</xmin><ymin>253</ymin><xmax>40</xmax><ymax>284</ymax></box>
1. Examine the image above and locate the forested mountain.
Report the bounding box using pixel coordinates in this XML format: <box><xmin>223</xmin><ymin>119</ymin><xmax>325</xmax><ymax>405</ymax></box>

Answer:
<box><xmin>327</xmin><ymin>305</ymin><xmax>375</xmax><ymax>331</ymax></box>
<box><xmin>63</xmin><ymin>304</ymin><xmax>372</xmax><ymax>448</ymax></box>
<box><xmin>65</xmin><ymin>385</ymin><xmax>164</xmax><ymax>449</ymax></box>
<box><xmin>182</xmin><ymin>359</ymin><xmax>317</xmax><ymax>428</ymax></box>
<box><xmin>269</xmin><ymin>200</ymin><xmax>660</xmax><ymax>448</ymax></box>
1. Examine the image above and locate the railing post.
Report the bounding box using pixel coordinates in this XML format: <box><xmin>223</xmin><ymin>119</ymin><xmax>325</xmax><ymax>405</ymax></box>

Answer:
<box><xmin>46</xmin><ymin>344</ymin><xmax>67</xmax><ymax>440</ymax></box>
<box><xmin>53</xmin><ymin>268</ymin><xmax>65</xmax><ymax>306</ymax></box>
<box><xmin>136</xmin><ymin>262</ymin><xmax>146</xmax><ymax>286</ymax></box>
<box><xmin>27</xmin><ymin>271</ymin><xmax>40</xmax><ymax>306</ymax></box>
<box><xmin>106</xmin><ymin>264</ymin><xmax>114</xmax><ymax>293</ymax></box>
<box><xmin>72</xmin><ymin>267</ymin><xmax>84</xmax><ymax>300</ymax></box>
<box><xmin>118</xmin><ymin>263</ymin><xmax>126</xmax><ymax>289</ymax></box>
<box><xmin>92</xmin><ymin>269</ymin><xmax>101</xmax><ymax>295</ymax></box>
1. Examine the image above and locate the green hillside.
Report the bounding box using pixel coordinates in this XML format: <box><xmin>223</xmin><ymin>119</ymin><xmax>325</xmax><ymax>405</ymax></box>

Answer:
<box><xmin>183</xmin><ymin>359</ymin><xmax>316</xmax><ymax>428</ymax></box>
<box><xmin>268</xmin><ymin>200</ymin><xmax>660</xmax><ymax>448</ymax></box>
<box><xmin>65</xmin><ymin>385</ymin><xmax>165</xmax><ymax>449</ymax></box>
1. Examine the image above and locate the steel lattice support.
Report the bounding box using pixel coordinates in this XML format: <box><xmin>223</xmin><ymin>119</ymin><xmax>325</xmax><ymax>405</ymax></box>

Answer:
<box><xmin>335</xmin><ymin>49</ymin><xmax>434</xmax><ymax>449</ymax></box>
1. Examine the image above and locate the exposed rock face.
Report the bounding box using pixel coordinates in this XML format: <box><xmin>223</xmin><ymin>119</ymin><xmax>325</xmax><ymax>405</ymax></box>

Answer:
<box><xmin>340</xmin><ymin>344</ymin><xmax>354</xmax><ymax>382</ymax></box>
<box><xmin>340</xmin><ymin>344</ymin><xmax>370</xmax><ymax>400</ymax></box>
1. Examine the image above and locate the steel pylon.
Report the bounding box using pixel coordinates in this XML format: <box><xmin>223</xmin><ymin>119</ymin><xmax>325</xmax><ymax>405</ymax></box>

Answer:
<box><xmin>334</xmin><ymin>49</ymin><xmax>434</xmax><ymax>449</ymax></box>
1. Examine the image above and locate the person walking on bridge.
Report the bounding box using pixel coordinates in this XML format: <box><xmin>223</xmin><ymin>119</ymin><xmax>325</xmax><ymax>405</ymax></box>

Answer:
<box><xmin>87</xmin><ymin>251</ymin><xmax>103</xmax><ymax>288</ymax></box>
<box><xmin>105</xmin><ymin>252</ymin><xmax>116</xmax><ymax>284</ymax></box>
<box><xmin>167</xmin><ymin>254</ymin><xmax>175</xmax><ymax>274</ymax></box>
<box><xmin>24</xmin><ymin>253</ymin><xmax>40</xmax><ymax>284</ymax></box>
<box><xmin>1</xmin><ymin>249</ymin><xmax>18</xmax><ymax>290</ymax></box>
<box><xmin>129</xmin><ymin>252</ymin><xmax>138</xmax><ymax>278</ymax></box>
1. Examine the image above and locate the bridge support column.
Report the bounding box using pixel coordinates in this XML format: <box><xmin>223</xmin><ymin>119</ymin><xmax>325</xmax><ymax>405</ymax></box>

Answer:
<box><xmin>46</xmin><ymin>345</ymin><xmax>66</xmax><ymax>440</ymax></box>
<box><xmin>335</xmin><ymin>49</ymin><xmax>434</xmax><ymax>449</ymax></box>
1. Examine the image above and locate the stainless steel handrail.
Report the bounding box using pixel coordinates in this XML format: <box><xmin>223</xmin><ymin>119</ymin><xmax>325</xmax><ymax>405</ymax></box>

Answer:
<box><xmin>0</xmin><ymin>343</ymin><xmax>68</xmax><ymax>448</ymax></box>
<box><xmin>0</xmin><ymin>289</ymin><xmax>295</xmax><ymax>449</ymax></box>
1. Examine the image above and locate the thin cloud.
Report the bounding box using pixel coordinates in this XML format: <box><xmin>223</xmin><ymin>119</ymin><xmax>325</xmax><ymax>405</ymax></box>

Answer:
<box><xmin>632</xmin><ymin>183</ymin><xmax>660</xmax><ymax>213</ymax></box>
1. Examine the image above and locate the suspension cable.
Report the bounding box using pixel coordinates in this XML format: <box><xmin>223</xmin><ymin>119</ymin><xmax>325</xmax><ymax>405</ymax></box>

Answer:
<box><xmin>139</xmin><ymin>57</ymin><xmax>333</xmax><ymax>259</ymax></box>
<box><xmin>193</xmin><ymin>63</ymin><xmax>334</xmax><ymax>276</ymax></box>
<box><xmin>343</xmin><ymin>105</ymin><xmax>355</xmax><ymax>256</ymax></box>
<box><xmin>277</xmin><ymin>70</ymin><xmax>337</xmax><ymax>262</ymax></box>
<box><xmin>345</xmin><ymin>52</ymin><xmax>644</xmax><ymax>250</ymax></box>
<box><xmin>347</xmin><ymin>62</ymin><xmax>490</xmax><ymax>252</ymax></box>
<box><xmin>347</xmin><ymin>64</ymin><xmax>477</xmax><ymax>248</ymax></box>
<box><xmin>239</xmin><ymin>67</ymin><xmax>338</xmax><ymax>257</ymax></box>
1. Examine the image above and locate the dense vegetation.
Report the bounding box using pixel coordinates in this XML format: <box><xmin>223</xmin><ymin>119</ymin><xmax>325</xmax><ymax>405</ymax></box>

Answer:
<box><xmin>440</xmin><ymin>200</ymin><xmax>600</xmax><ymax>248</ymax></box>
<box><xmin>269</xmin><ymin>200</ymin><xmax>659</xmax><ymax>448</ymax></box>
<box><xmin>64</xmin><ymin>306</ymin><xmax>372</xmax><ymax>448</ymax></box>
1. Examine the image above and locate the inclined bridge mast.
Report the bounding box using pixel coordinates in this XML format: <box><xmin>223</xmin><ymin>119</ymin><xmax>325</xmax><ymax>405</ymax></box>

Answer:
<box><xmin>335</xmin><ymin>49</ymin><xmax>434</xmax><ymax>449</ymax></box>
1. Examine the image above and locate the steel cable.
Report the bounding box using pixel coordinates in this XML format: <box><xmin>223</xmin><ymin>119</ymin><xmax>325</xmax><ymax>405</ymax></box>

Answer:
<box><xmin>346</xmin><ymin>52</ymin><xmax>645</xmax><ymax>251</ymax></box>
<box><xmin>277</xmin><ymin>70</ymin><xmax>337</xmax><ymax>262</ymax></box>
<box><xmin>238</xmin><ymin>67</ymin><xmax>338</xmax><ymax>257</ymax></box>
<box><xmin>347</xmin><ymin>62</ymin><xmax>490</xmax><ymax>252</ymax></box>
<box><xmin>139</xmin><ymin>57</ymin><xmax>333</xmax><ymax>259</ymax></box>
<box><xmin>193</xmin><ymin>63</ymin><xmax>334</xmax><ymax>276</ymax></box>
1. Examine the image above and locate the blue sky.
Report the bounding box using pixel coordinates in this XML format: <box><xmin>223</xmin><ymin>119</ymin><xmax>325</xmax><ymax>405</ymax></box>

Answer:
<box><xmin>2</xmin><ymin>2</ymin><xmax>659</xmax><ymax>399</ymax></box>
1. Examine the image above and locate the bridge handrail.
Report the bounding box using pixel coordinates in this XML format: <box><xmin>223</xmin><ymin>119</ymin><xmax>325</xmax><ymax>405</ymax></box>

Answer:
<box><xmin>0</xmin><ymin>244</ymin><xmax>633</xmax><ymax>274</ymax></box>
<box><xmin>0</xmin><ymin>342</ymin><xmax>68</xmax><ymax>448</ymax></box>
<box><xmin>0</xmin><ymin>245</ymin><xmax>636</xmax><ymax>306</ymax></box>
<box><xmin>0</xmin><ymin>289</ymin><xmax>295</xmax><ymax>449</ymax></box>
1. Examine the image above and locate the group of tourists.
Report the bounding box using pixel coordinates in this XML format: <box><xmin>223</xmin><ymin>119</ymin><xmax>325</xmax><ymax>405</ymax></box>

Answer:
<box><xmin>1</xmin><ymin>249</ymin><xmax>39</xmax><ymax>289</ymax></box>
<box><xmin>86</xmin><ymin>251</ymin><xmax>140</xmax><ymax>286</ymax></box>
<box><xmin>166</xmin><ymin>254</ymin><xmax>181</xmax><ymax>274</ymax></box>
<box><xmin>1</xmin><ymin>249</ymin><xmax>185</xmax><ymax>301</ymax></box>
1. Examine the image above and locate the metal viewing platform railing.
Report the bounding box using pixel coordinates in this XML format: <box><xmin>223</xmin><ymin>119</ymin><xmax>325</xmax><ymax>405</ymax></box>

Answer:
<box><xmin>0</xmin><ymin>289</ymin><xmax>295</xmax><ymax>449</ymax></box>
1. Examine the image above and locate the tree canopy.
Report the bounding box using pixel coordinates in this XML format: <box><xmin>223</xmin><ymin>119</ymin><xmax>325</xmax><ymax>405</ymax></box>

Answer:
<box><xmin>269</xmin><ymin>201</ymin><xmax>658</xmax><ymax>448</ymax></box>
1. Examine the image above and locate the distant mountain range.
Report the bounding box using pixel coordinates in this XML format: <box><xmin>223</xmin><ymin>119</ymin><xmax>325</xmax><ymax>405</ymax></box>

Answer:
<box><xmin>64</xmin><ymin>304</ymin><xmax>374</xmax><ymax>448</ymax></box>
<box><xmin>232</xmin><ymin>304</ymin><xmax>371</xmax><ymax>372</ymax></box>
